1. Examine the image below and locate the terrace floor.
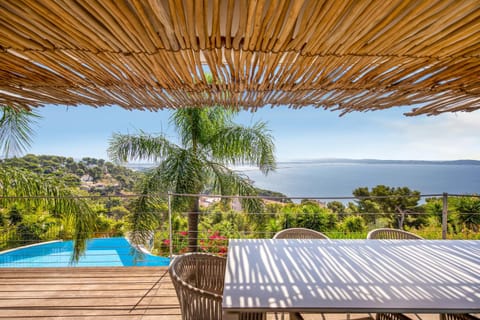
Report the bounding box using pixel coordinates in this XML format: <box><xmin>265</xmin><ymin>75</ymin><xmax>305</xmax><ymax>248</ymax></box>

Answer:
<box><xmin>0</xmin><ymin>267</ymin><xmax>453</xmax><ymax>320</ymax></box>
<box><xmin>0</xmin><ymin>267</ymin><xmax>179</xmax><ymax>320</ymax></box>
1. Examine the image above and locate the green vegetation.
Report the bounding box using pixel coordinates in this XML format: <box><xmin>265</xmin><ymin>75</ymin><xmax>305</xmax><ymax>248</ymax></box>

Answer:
<box><xmin>0</xmin><ymin>154</ymin><xmax>146</xmax><ymax>258</ymax></box>
<box><xmin>152</xmin><ymin>190</ymin><xmax>480</xmax><ymax>256</ymax></box>
<box><xmin>2</xmin><ymin>104</ymin><xmax>476</xmax><ymax>262</ymax></box>
<box><xmin>0</xmin><ymin>106</ymin><xmax>477</xmax><ymax>267</ymax></box>
<box><xmin>352</xmin><ymin>185</ymin><xmax>425</xmax><ymax>229</ymax></box>
<box><xmin>0</xmin><ymin>155</ymin><xmax>479</xmax><ymax>259</ymax></box>
<box><xmin>0</xmin><ymin>106</ymin><xmax>39</xmax><ymax>158</ymax></box>
<box><xmin>108</xmin><ymin>107</ymin><xmax>276</xmax><ymax>251</ymax></box>
<box><xmin>0</xmin><ymin>154</ymin><xmax>142</xmax><ymax>192</ymax></box>
<box><xmin>0</xmin><ymin>166</ymin><xmax>97</xmax><ymax>260</ymax></box>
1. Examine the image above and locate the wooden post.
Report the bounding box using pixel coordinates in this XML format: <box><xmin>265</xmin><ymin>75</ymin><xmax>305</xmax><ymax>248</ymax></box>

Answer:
<box><xmin>442</xmin><ymin>193</ymin><xmax>448</xmax><ymax>240</ymax></box>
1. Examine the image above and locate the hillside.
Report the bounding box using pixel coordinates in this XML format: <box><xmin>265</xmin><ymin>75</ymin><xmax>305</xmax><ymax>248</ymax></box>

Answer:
<box><xmin>0</xmin><ymin>154</ymin><xmax>143</xmax><ymax>194</ymax></box>
<box><xmin>0</xmin><ymin>155</ymin><xmax>290</xmax><ymax>200</ymax></box>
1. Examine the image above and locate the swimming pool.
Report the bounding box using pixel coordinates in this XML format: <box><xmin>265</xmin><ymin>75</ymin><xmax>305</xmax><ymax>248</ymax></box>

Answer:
<box><xmin>0</xmin><ymin>237</ymin><xmax>170</xmax><ymax>268</ymax></box>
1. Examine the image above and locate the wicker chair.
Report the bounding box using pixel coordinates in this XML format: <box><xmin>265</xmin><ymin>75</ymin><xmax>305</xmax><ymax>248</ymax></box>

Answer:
<box><xmin>273</xmin><ymin>228</ymin><xmax>329</xmax><ymax>320</ymax></box>
<box><xmin>367</xmin><ymin>228</ymin><xmax>422</xmax><ymax>320</ymax></box>
<box><xmin>169</xmin><ymin>252</ymin><xmax>265</xmax><ymax>320</ymax></box>
<box><xmin>375</xmin><ymin>313</ymin><xmax>414</xmax><ymax>320</ymax></box>
<box><xmin>367</xmin><ymin>228</ymin><xmax>423</xmax><ymax>240</ymax></box>
<box><xmin>273</xmin><ymin>227</ymin><xmax>329</xmax><ymax>239</ymax></box>
<box><xmin>440</xmin><ymin>314</ymin><xmax>479</xmax><ymax>320</ymax></box>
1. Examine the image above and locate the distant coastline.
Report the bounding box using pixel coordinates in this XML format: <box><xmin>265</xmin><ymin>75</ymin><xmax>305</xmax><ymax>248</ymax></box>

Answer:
<box><xmin>235</xmin><ymin>159</ymin><xmax>480</xmax><ymax>200</ymax></box>
<box><xmin>275</xmin><ymin>158</ymin><xmax>480</xmax><ymax>166</ymax></box>
<box><xmin>123</xmin><ymin>158</ymin><xmax>480</xmax><ymax>202</ymax></box>
<box><xmin>127</xmin><ymin>158</ymin><xmax>480</xmax><ymax>172</ymax></box>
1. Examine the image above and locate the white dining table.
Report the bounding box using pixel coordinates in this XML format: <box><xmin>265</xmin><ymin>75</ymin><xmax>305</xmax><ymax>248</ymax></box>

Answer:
<box><xmin>222</xmin><ymin>239</ymin><xmax>480</xmax><ymax>319</ymax></box>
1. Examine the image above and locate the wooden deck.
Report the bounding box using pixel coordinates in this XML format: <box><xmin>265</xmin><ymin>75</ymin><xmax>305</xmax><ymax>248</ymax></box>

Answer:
<box><xmin>0</xmin><ymin>267</ymin><xmax>180</xmax><ymax>320</ymax></box>
<box><xmin>0</xmin><ymin>267</ymin><xmax>451</xmax><ymax>320</ymax></box>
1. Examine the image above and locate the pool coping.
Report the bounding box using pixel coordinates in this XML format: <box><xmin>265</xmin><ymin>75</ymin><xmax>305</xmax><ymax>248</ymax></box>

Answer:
<box><xmin>0</xmin><ymin>240</ymin><xmax>63</xmax><ymax>255</ymax></box>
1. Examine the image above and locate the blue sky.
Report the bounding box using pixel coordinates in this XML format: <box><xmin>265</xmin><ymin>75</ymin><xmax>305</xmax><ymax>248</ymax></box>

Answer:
<box><xmin>29</xmin><ymin>104</ymin><xmax>479</xmax><ymax>162</ymax></box>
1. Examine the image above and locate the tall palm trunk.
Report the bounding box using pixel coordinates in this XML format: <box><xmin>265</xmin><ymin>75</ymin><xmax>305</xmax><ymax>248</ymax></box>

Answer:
<box><xmin>188</xmin><ymin>197</ymin><xmax>200</xmax><ymax>252</ymax></box>
<box><xmin>188</xmin><ymin>130</ymin><xmax>200</xmax><ymax>252</ymax></box>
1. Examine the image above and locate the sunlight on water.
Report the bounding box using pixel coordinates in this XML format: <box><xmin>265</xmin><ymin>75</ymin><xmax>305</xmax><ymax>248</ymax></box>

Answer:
<box><xmin>0</xmin><ymin>237</ymin><xmax>170</xmax><ymax>268</ymax></box>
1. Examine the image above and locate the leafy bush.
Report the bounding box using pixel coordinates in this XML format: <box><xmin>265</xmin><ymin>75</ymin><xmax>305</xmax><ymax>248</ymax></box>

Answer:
<box><xmin>339</xmin><ymin>215</ymin><xmax>366</xmax><ymax>233</ymax></box>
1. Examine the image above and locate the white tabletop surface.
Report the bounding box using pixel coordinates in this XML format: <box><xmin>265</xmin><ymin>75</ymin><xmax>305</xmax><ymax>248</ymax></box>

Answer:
<box><xmin>222</xmin><ymin>239</ymin><xmax>480</xmax><ymax>315</ymax></box>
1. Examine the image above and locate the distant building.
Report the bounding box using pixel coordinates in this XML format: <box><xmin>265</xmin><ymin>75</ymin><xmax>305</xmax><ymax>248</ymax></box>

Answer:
<box><xmin>199</xmin><ymin>196</ymin><xmax>220</xmax><ymax>208</ymax></box>
<box><xmin>80</xmin><ymin>174</ymin><xmax>93</xmax><ymax>182</ymax></box>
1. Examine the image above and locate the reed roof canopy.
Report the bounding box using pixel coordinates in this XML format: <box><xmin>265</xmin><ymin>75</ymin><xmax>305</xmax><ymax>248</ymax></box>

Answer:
<box><xmin>0</xmin><ymin>0</ymin><xmax>479</xmax><ymax>116</ymax></box>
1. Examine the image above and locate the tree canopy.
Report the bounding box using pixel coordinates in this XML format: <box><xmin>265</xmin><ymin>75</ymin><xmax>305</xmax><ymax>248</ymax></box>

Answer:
<box><xmin>108</xmin><ymin>107</ymin><xmax>276</xmax><ymax>250</ymax></box>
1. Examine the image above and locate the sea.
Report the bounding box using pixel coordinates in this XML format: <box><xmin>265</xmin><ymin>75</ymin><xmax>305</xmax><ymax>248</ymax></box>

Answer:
<box><xmin>128</xmin><ymin>159</ymin><xmax>480</xmax><ymax>201</ymax></box>
<box><xmin>234</xmin><ymin>159</ymin><xmax>480</xmax><ymax>201</ymax></box>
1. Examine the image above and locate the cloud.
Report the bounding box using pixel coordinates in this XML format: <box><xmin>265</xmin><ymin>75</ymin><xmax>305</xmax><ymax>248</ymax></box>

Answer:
<box><xmin>277</xmin><ymin>110</ymin><xmax>480</xmax><ymax>161</ymax></box>
<box><xmin>386</xmin><ymin>112</ymin><xmax>480</xmax><ymax>160</ymax></box>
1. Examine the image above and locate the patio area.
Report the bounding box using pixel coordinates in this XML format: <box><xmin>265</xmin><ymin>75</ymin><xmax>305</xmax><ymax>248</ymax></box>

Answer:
<box><xmin>0</xmin><ymin>1</ymin><xmax>479</xmax><ymax>319</ymax></box>
<box><xmin>0</xmin><ymin>266</ymin><xmax>454</xmax><ymax>320</ymax></box>
<box><xmin>0</xmin><ymin>267</ymin><xmax>180</xmax><ymax>320</ymax></box>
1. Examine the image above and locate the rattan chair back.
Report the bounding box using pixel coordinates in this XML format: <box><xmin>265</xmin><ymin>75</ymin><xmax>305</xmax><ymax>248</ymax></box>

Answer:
<box><xmin>169</xmin><ymin>252</ymin><xmax>265</xmax><ymax>320</ymax></box>
<box><xmin>369</xmin><ymin>229</ymin><xmax>423</xmax><ymax>320</ymax></box>
<box><xmin>272</xmin><ymin>228</ymin><xmax>328</xmax><ymax>320</ymax></box>
<box><xmin>440</xmin><ymin>314</ymin><xmax>479</xmax><ymax>320</ymax></box>
<box><xmin>273</xmin><ymin>228</ymin><xmax>329</xmax><ymax>239</ymax></box>
<box><xmin>367</xmin><ymin>228</ymin><xmax>423</xmax><ymax>240</ymax></box>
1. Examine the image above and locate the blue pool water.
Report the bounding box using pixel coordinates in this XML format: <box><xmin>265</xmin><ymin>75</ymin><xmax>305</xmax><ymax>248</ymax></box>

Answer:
<box><xmin>0</xmin><ymin>237</ymin><xmax>170</xmax><ymax>268</ymax></box>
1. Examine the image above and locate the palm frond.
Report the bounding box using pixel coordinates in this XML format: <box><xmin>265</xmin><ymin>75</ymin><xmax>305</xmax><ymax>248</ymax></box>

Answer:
<box><xmin>0</xmin><ymin>106</ymin><xmax>39</xmax><ymax>157</ymax></box>
<box><xmin>128</xmin><ymin>194</ymin><xmax>162</xmax><ymax>248</ymax></box>
<box><xmin>161</xmin><ymin>149</ymin><xmax>207</xmax><ymax>209</ymax></box>
<box><xmin>171</xmin><ymin>108</ymin><xmax>203</xmax><ymax>148</ymax></box>
<box><xmin>108</xmin><ymin>107</ymin><xmax>276</xmax><ymax>251</ymax></box>
<box><xmin>206</xmin><ymin>162</ymin><xmax>263</xmax><ymax>213</ymax></box>
<box><xmin>170</xmin><ymin>107</ymin><xmax>235</xmax><ymax>148</ymax></box>
<box><xmin>108</xmin><ymin>132</ymin><xmax>176</xmax><ymax>163</ymax></box>
<box><xmin>0</xmin><ymin>167</ymin><xmax>96</xmax><ymax>262</ymax></box>
<box><xmin>138</xmin><ymin>167</ymin><xmax>169</xmax><ymax>194</ymax></box>
<box><xmin>71</xmin><ymin>196</ymin><xmax>96</xmax><ymax>262</ymax></box>
<box><xmin>126</xmin><ymin>174</ymin><xmax>167</xmax><ymax>248</ymax></box>
<box><xmin>210</xmin><ymin>121</ymin><xmax>276</xmax><ymax>174</ymax></box>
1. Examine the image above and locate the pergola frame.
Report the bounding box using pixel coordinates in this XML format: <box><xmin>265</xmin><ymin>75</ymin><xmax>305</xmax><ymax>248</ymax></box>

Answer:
<box><xmin>0</xmin><ymin>0</ymin><xmax>479</xmax><ymax>115</ymax></box>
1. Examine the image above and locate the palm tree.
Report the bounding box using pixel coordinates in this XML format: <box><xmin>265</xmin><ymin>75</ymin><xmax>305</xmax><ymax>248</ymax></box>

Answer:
<box><xmin>108</xmin><ymin>107</ymin><xmax>276</xmax><ymax>251</ymax></box>
<box><xmin>0</xmin><ymin>106</ymin><xmax>39</xmax><ymax>157</ymax></box>
<box><xmin>0</xmin><ymin>105</ymin><xmax>96</xmax><ymax>261</ymax></box>
<box><xmin>0</xmin><ymin>166</ymin><xmax>97</xmax><ymax>261</ymax></box>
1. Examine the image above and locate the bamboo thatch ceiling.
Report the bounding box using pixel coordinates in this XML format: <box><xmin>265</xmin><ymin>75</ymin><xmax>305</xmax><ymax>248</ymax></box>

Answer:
<box><xmin>0</xmin><ymin>0</ymin><xmax>479</xmax><ymax>115</ymax></box>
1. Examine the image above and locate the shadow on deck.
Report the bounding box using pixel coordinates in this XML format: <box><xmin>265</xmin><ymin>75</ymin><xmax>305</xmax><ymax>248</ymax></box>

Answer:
<box><xmin>0</xmin><ymin>267</ymin><xmax>447</xmax><ymax>320</ymax></box>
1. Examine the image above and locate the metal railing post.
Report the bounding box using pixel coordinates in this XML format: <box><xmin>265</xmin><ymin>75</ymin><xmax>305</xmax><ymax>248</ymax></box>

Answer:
<box><xmin>442</xmin><ymin>192</ymin><xmax>448</xmax><ymax>239</ymax></box>
<box><xmin>168</xmin><ymin>192</ymin><xmax>173</xmax><ymax>260</ymax></box>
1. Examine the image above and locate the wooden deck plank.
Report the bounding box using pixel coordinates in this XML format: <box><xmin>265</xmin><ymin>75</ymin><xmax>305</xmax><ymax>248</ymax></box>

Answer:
<box><xmin>0</xmin><ymin>267</ymin><xmax>180</xmax><ymax>319</ymax></box>
<box><xmin>0</xmin><ymin>267</ymin><xmax>466</xmax><ymax>320</ymax></box>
